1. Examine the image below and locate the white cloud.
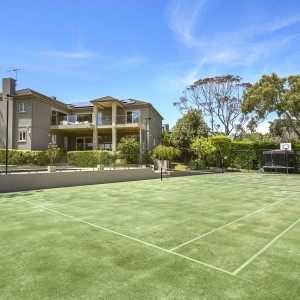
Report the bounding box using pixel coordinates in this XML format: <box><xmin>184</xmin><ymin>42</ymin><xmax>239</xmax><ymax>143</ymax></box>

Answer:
<box><xmin>166</xmin><ymin>1</ymin><xmax>300</xmax><ymax>68</ymax></box>
<box><xmin>166</xmin><ymin>0</ymin><xmax>206</xmax><ymax>48</ymax></box>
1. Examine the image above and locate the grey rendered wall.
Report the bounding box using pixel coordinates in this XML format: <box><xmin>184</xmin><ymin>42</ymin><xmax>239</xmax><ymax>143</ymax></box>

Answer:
<box><xmin>148</xmin><ymin>109</ymin><xmax>163</xmax><ymax>149</ymax></box>
<box><xmin>32</xmin><ymin>99</ymin><xmax>52</xmax><ymax>150</ymax></box>
<box><xmin>13</xmin><ymin>98</ymin><xmax>32</xmax><ymax>150</ymax></box>
<box><xmin>0</xmin><ymin>168</ymin><xmax>158</xmax><ymax>193</ymax></box>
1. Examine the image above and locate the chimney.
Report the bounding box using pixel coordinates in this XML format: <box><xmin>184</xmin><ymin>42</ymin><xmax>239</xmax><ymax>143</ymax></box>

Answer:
<box><xmin>2</xmin><ymin>78</ymin><xmax>16</xmax><ymax>100</ymax></box>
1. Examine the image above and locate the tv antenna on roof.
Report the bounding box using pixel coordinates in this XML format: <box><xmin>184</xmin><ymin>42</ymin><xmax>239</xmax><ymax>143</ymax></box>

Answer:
<box><xmin>6</xmin><ymin>68</ymin><xmax>25</xmax><ymax>81</ymax></box>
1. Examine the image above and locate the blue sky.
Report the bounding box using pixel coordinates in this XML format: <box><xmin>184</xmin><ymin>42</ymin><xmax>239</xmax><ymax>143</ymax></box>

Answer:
<box><xmin>1</xmin><ymin>0</ymin><xmax>300</xmax><ymax>131</ymax></box>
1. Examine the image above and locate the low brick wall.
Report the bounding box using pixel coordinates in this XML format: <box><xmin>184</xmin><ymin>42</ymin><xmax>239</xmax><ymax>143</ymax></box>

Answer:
<box><xmin>0</xmin><ymin>168</ymin><xmax>158</xmax><ymax>193</ymax></box>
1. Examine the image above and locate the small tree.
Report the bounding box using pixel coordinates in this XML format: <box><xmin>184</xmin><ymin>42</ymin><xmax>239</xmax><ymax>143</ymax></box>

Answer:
<box><xmin>171</xmin><ymin>109</ymin><xmax>208</xmax><ymax>149</ymax></box>
<box><xmin>161</xmin><ymin>131</ymin><xmax>171</xmax><ymax>146</ymax></box>
<box><xmin>191</xmin><ymin>137</ymin><xmax>216</xmax><ymax>169</ymax></box>
<box><xmin>152</xmin><ymin>145</ymin><xmax>180</xmax><ymax>162</ymax></box>
<box><xmin>46</xmin><ymin>143</ymin><xmax>59</xmax><ymax>165</ymax></box>
<box><xmin>117</xmin><ymin>138</ymin><xmax>141</xmax><ymax>164</ymax></box>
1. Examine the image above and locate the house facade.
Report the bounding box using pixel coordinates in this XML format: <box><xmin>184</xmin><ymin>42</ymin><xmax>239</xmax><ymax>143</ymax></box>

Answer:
<box><xmin>0</xmin><ymin>78</ymin><xmax>163</xmax><ymax>152</ymax></box>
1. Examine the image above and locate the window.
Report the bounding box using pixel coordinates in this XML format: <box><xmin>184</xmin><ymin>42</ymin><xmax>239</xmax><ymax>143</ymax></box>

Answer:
<box><xmin>153</xmin><ymin>137</ymin><xmax>156</xmax><ymax>147</ymax></box>
<box><xmin>18</xmin><ymin>130</ymin><xmax>26</xmax><ymax>142</ymax></box>
<box><xmin>51</xmin><ymin>135</ymin><xmax>57</xmax><ymax>144</ymax></box>
<box><xmin>18</xmin><ymin>102</ymin><xmax>26</xmax><ymax>113</ymax></box>
<box><xmin>97</xmin><ymin>113</ymin><xmax>102</xmax><ymax>125</ymax></box>
<box><xmin>76</xmin><ymin>137</ymin><xmax>93</xmax><ymax>150</ymax></box>
<box><xmin>126</xmin><ymin>111</ymin><xmax>140</xmax><ymax>123</ymax></box>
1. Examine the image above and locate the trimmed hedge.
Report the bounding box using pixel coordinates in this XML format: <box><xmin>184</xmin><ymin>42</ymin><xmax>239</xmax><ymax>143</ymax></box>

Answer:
<box><xmin>230</xmin><ymin>141</ymin><xmax>300</xmax><ymax>171</ymax></box>
<box><xmin>0</xmin><ymin>148</ymin><xmax>65</xmax><ymax>166</ymax></box>
<box><xmin>67</xmin><ymin>150</ymin><xmax>111</xmax><ymax>167</ymax></box>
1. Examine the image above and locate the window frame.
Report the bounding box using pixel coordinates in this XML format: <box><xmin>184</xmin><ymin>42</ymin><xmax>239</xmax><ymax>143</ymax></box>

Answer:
<box><xmin>18</xmin><ymin>102</ymin><xmax>26</xmax><ymax>113</ymax></box>
<box><xmin>126</xmin><ymin>110</ymin><xmax>140</xmax><ymax>124</ymax></box>
<box><xmin>18</xmin><ymin>130</ymin><xmax>26</xmax><ymax>142</ymax></box>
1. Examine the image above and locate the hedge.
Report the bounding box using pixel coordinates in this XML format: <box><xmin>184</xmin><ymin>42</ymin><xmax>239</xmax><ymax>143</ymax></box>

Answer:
<box><xmin>1</xmin><ymin>141</ymin><xmax>300</xmax><ymax>170</ymax></box>
<box><xmin>230</xmin><ymin>141</ymin><xmax>300</xmax><ymax>171</ymax></box>
<box><xmin>67</xmin><ymin>150</ymin><xmax>111</xmax><ymax>167</ymax></box>
<box><xmin>0</xmin><ymin>148</ymin><xmax>65</xmax><ymax>166</ymax></box>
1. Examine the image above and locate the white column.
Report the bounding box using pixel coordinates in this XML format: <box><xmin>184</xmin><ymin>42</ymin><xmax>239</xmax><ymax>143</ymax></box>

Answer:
<box><xmin>112</xmin><ymin>102</ymin><xmax>117</xmax><ymax>151</ymax></box>
<box><xmin>92</xmin><ymin>103</ymin><xmax>98</xmax><ymax>150</ymax></box>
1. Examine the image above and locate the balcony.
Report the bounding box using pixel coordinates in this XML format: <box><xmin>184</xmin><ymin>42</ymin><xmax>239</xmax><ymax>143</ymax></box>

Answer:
<box><xmin>51</xmin><ymin>115</ymin><xmax>92</xmax><ymax>126</ymax></box>
<box><xmin>50</xmin><ymin>115</ymin><xmax>146</xmax><ymax>127</ymax></box>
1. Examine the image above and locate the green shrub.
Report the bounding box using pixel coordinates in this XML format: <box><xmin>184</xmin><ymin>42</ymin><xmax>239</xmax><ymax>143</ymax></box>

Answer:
<box><xmin>189</xmin><ymin>158</ymin><xmax>205</xmax><ymax>170</ymax></box>
<box><xmin>0</xmin><ymin>149</ymin><xmax>37</xmax><ymax>165</ymax></box>
<box><xmin>190</xmin><ymin>137</ymin><xmax>216</xmax><ymax>168</ymax></box>
<box><xmin>152</xmin><ymin>145</ymin><xmax>180</xmax><ymax>162</ymax></box>
<box><xmin>211</xmin><ymin>136</ymin><xmax>232</xmax><ymax>167</ymax></box>
<box><xmin>0</xmin><ymin>148</ymin><xmax>66</xmax><ymax>166</ymax></box>
<box><xmin>33</xmin><ymin>151</ymin><xmax>49</xmax><ymax>165</ymax></box>
<box><xmin>142</xmin><ymin>150</ymin><xmax>153</xmax><ymax>164</ymax></box>
<box><xmin>117</xmin><ymin>138</ymin><xmax>141</xmax><ymax>164</ymax></box>
<box><xmin>67</xmin><ymin>150</ymin><xmax>110</xmax><ymax>167</ymax></box>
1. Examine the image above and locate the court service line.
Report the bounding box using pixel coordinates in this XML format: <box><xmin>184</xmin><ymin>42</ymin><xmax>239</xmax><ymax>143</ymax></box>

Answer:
<box><xmin>169</xmin><ymin>192</ymin><xmax>299</xmax><ymax>252</ymax></box>
<box><xmin>18</xmin><ymin>198</ymin><xmax>234</xmax><ymax>276</ymax></box>
<box><xmin>232</xmin><ymin>217</ymin><xmax>300</xmax><ymax>275</ymax></box>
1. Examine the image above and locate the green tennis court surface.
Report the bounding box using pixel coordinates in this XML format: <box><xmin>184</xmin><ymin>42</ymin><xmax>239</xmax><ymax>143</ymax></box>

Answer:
<box><xmin>1</xmin><ymin>173</ymin><xmax>299</xmax><ymax>299</ymax></box>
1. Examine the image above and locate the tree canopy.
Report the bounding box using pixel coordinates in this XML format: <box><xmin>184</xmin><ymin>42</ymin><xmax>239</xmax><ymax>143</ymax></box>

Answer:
<box><xmin>171</xmin><ymin>109</ymin><xmax>208</xmax><ymax>149</ymax></box>
<box><xmin>242</xmin><ymin>73</ymin><xmax>300</xmax><ymax>139</ymax></box>
<box><xmin>173</xmin><ymin>75</ymin><xmax>250</xmax><ymax>135</ymax></box>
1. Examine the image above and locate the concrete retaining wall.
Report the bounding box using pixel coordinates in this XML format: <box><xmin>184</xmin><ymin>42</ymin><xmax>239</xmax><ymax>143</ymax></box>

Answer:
<box><xmin>0</xmin><ymin>168</ymin><xmax>158</xmax><ymax>193</ymax></box>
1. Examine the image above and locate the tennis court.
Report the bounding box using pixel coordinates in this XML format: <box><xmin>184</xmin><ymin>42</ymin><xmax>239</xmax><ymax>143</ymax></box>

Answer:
<box><xmin>1</xmin><ymin>173</ymin><xmax>299</xmax><ymax>299</ymax></box>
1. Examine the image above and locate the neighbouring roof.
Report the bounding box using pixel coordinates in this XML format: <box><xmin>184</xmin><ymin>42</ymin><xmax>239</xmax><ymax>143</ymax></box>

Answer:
<box><xmin>68</xmin><ymin>101</ymin><xmax>93</xmax><ymax>108</ymax></box>
<box><xmin>1</xmin><ymin>88</ymin><xmax>69</xmax><ymax>109</ymax></box>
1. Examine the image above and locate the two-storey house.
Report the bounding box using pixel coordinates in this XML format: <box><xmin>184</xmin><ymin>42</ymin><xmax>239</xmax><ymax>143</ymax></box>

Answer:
<box><xmin>0</xmin><ymin>78</ymin><xmax>163</xmax><ymax>152</ymax></box>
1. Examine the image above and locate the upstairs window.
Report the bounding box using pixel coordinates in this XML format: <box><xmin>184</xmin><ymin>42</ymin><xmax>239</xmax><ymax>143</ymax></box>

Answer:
<box><xmin>97</xmin><ymin>113</ymin><xmax>102</xmax><ymax>125</ymax></box>
<box><xmin>18</xmin><ymin>102</ymin><xmax>26</xmax><ymax>113</ymax></box>
<box><xmin>126</xmin><ymin>111</ymin><xmax>140</xmax><ymax>123</ymax></box>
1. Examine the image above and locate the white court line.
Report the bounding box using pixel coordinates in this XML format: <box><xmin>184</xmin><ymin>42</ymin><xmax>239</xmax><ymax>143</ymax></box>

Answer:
<box><xmin>18</xmin><ymin>199</ymin><xmax>234</xmax><ymax>276</ymax></box>
<box><xmin>169</xmin><ymin>192</ymin><xmax>299</xmax><ymax>252</ymax></box>
<box><xmin>232</xmin><ymin>217</ymin><xmax>300</xmax><ymax>275</ymax></box>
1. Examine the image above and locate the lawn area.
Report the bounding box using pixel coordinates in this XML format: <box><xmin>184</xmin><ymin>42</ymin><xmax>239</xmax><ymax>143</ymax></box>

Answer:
<box><xmin>0</xmin><ymin>173</ymin><xmax>300</xmax><ymax>299</ymax></box>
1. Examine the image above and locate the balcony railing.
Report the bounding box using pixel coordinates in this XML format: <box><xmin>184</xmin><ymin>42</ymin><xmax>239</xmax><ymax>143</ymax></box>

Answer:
<box><xmin>51</xmin><ymin>115</ymin><xmax>146</xmax><ymax>127</ymax></box>
<box><xmin>51</xmin><ymin>115</ymin><xmax>92</xmax><ymax>126</ymax></box>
